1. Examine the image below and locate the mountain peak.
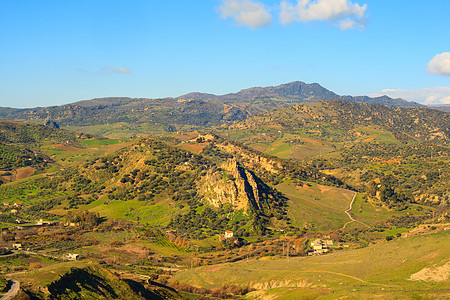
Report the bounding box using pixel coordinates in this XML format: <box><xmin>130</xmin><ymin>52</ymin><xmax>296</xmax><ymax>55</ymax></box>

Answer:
<box><xmin>176</xmin><ymin>81</ymin><xmax>421</xmax><ymax>108</ymax></box>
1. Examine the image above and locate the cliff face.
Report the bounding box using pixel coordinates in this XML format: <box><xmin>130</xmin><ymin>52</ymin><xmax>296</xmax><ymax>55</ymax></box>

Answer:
<box><xmin>197</xmin><ymin>166</ymin><xmax>243</xmax><ymax>210</ymax></box>
<box><xmin>198</xmin><ymin>158</ymin><xmax>277</xmax><ymax>215</ymax></box>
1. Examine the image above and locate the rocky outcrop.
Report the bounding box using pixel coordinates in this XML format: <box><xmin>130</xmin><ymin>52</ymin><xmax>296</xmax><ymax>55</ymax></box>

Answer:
<box><xmin>43</xmin><ymin>116</ymin><xmax>60</xmax><ymax>128</ymax></box>
<box><xmin>198</xmin><ymin>159</ymin><xmax>271</xmax><ymax>214</ymax></box>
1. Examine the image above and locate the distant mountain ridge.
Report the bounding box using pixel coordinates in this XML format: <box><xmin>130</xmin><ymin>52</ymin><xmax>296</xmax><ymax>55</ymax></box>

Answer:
<box><xmin>0</xmin><ymin>81</ymin><xmax>426</xmax><ymax>130</ymax></box>
<box><xmin>177</xmin><ymin>81</ymin><xmax>423</xmax><ymax>108</ymax></box>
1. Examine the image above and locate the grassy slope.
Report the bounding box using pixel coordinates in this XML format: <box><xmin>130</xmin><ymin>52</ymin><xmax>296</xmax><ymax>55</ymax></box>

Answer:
<box><xmin>275</xmin><ymin>181</ymin><xmax>425</xmax><ymax>232</ymax></box>
<box><xmin>9</xmin><ymin>260</ymin><xmax>90</xmax><ymax>288</ymax></box>
<box><xmin>349</xmin><ymin>193</ymin><xmax>428</xmax><ymax>226</ymax></box>
<box><xmin>275</xmin><ymin>181</ymin><xmax>353</xmax><ymax>231</ymax></box>
<box><xmin>173</xmin><ymin>229</ymin><xmax>450</xmax><ymax>299</ymax></box>
<box><xmin>83</xmin><ymin>197</ymin><xmax>176</xmax><ymax>227</ymax></box>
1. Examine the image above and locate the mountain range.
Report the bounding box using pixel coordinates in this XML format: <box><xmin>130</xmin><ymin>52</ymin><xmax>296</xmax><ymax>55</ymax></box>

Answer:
<box><xmin>0</xmin><ymin>82</ymin><xmax>425</xmax><ymax>130</ymax></box>
<box><xmin>178</xmin><ymin>81</ymin><xmax>423</xmax><ymax>108</ymax></box>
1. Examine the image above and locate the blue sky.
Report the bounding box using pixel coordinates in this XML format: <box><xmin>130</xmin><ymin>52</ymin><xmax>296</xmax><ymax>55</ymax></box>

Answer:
<box><xmin>1</xmin><ymin>0</ymin><xmax>449</xmax><ymax>108</ymax></box>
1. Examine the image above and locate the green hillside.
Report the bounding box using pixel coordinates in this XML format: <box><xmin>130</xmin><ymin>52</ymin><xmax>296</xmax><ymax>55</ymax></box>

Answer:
<box><xmin>173</xmin><ymin>229</ymin><xmax>450</xmax><ymax>299</ymax></box>
<box><xmin>0</xmin><ymin>134</ymin><xmax>350</xmax><ymax>235</ymax></box>
<box><xmin>217</xmin><ymin>100</ymin><xmax>450</xmax><ymax>210</ymax></box>
<box><xmin>222</xmin><ymin>99</ymin><xmax>449</xmax><ymax>145</ymax></box>
<box><xmin>0</xmin><ymin>120</ymin><xmax>91</xmax><ymax>176</ymax></box>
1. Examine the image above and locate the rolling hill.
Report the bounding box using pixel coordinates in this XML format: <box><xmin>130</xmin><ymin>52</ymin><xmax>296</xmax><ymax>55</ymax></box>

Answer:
<box><xmin>217</xmin><ymin>99</ymin><xmax>450</xmax><ymax>209</ymax></box>
<box><xmin>224</xmin><ymin>99</ymin><xmax>450</xmax><ymax>144</ymax></box>
<box><xmin>0</xmin><ymin>120</ymin><xmax>92</xmax><ymax>175</ymax></box>
<box><xmin>1</xmin><ymin>132</ymin><xmax>353</xmax><ymax>235</ymax></box>
<box><xmin>173</xmin><ymin>228</ymin><xmax>450</xmax><ymax>299</ymax></box>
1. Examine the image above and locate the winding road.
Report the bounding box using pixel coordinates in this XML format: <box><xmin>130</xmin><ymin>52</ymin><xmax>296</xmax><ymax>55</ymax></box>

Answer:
<box><xmin>0</xmin><ymin>251</ymin><xmax>17</xmax><ymax>258</ymax></box>
<box><xmin>1</xmin><ymin>280</ymin><xmax>20</xmax><ymax>300</ymax></box>
<box><xmin>342</xmin><ymin>192</ymin><xmax>371</xmax><ymax>229</ymax></box>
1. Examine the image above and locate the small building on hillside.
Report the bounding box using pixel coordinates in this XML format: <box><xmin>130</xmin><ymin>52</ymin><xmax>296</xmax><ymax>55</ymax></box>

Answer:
<box><xmin>311</xmin><ymin>239</ymin><xmax>325</xmax><ymax>249</ymax></box>
<box><xmin>12</xmin><ymin>243</ymin><xmax>22</xmax><ymax>250</ymax></box>
<box><xmin>66</xmin><ymin>253</ymin><xmax>80</xmax><ymax>261</ymax></box>
<box><xmin>224</xmin><ymin>231</ymin><xmax>234</xmax><ymax>239</ymax></box>
<box><xmin>309</xmin><ymin>239</ymin><xmax>335</xmax><ymax>254</ymax></box>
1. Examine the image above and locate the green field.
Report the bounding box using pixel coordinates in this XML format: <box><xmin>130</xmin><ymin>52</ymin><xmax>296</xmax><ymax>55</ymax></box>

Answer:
<box><xmin>66</xmin><ymin>123</ymin><xmax>167</xmax><ymax>139</ymax></box>
<box><xmin>83</xmin><ymin>197</ymin><xmax>177</xmax><ymax>227</ymax></box>
<box><xmin>276</xmin><ymin>181</ymin><xmax>354</xmax><ymax>231</ymax></box>
<box><xmin>82</xmin><ymin>138</ymin><xmax>121</xmax><ymax>146</ymax></box>
<box><xmin>173</xmin><ymin>229</ymin><xmax>450</xmax><ymax>299</ymax></box>
<box><xmin>350</xmin><ymin>193</ymin><xmax>429</xmax><ymax>226</ymax></box>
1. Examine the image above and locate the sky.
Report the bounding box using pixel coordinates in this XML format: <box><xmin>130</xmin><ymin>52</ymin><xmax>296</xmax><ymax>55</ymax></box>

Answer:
<box><xmin>1</xmin><ymin>0</ymin><xmax>449</xmax><ymax>108</ymax></box>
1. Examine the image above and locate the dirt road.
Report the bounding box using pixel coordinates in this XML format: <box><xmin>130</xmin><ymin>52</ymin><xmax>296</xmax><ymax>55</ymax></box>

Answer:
<box><xmin>342</xmin><ymin>192</ymin><xmax>371</xmax><ymax>229</ymax></box>
<box><xmin>1</xmin><ymin>280</ymin><xmax>20</xmax><ymax>300</ymax></box>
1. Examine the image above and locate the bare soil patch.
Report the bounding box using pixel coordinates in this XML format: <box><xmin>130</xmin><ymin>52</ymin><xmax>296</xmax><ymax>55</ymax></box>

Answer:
<box><xmin>16</xmin><ymin>166</ymin><xmax>36</xmax><ymax>180</ymax></box>
<box><xmin>180</xmin><ymin>143</ymin><xmax>208</xmax><ymax>154</ymax></box>
<box><xmin>409</xmin><ymin>261</ymin><xmax>450</xmax><ymax>282</ymax></box>
<box><xmin>174</xmin><ymin>132</ymin><xmax>200</xmax><ymax>141</ymax></box>
<box><xmin>0</xmin><ymin>171</ymin><xmax>13</xmax><ymax>183</ymax></box>
<box><xmin>104</xmin><ymin>143</ymin><xmax>131</xmax><ymax>152</ymax></box>
<box><xmin>0</xmin><ymin>167</ymin><xmax>36</xmax><ymax>182</ymax></box>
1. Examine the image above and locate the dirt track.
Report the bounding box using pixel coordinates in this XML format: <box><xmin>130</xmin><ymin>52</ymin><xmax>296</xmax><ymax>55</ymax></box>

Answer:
<box><xmin>0</xmin><ymin>280</ymin><xmax>20</xmax><ymax>300</ymax></box>
<box><xmin>342</xmin><ymin>192</ymin><xmax>371</xmax><ymax>229</ymax></box>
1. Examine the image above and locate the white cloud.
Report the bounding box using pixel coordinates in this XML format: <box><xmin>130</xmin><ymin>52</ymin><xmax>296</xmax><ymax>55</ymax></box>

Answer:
<box><xmin>101</xmin><ymin>66</ymin><xmax>131</xmax><ymax>74</ymax></box>
<box><xmin>280</xmin><ymin>0</ymin><xmax>367</xmax><ymax>30</ymax></box>
<box><xmin>218</xmin><ymin>0</ymin><xmax>272</xmax><ymax>29</ymax></box>
<box><xmin>369</xmin><ymin>87</ymin><xmax>450</xmax><ymax>105</ymax></box>
<box><xmin>427</xmin><ymin>52</ymin><xmax>450</xmax><ymax>76</ymax></box>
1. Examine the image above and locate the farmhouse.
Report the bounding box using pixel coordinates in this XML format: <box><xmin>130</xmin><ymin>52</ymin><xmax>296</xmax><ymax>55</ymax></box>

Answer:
<box><xmin>224</xmin><ymin>231</ymin><xmax>234</xmax><ymax>239</ymax></box>
<box><xmin>66</xmin><ymin>253</ymin><xmax>80</xmax><ymax>261</ymax></box>
<box><xmin>309</xmin><ymin>239</ymin><xmax>336</xmax><ymax>255</ymax></box>
<box><xmin>12</xmin><ymin>243</ymin><xmax>22</xmax><ymax>250</ymax></box>
<box><xmin>219</xmin><ymin>230</ymin><xmax>235</xmax><ymax>241</ymax></box>
<box><xmin>311</xmin><ymin>239</ymin><xmax>326</xmax><ymax>250</ymax></box>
